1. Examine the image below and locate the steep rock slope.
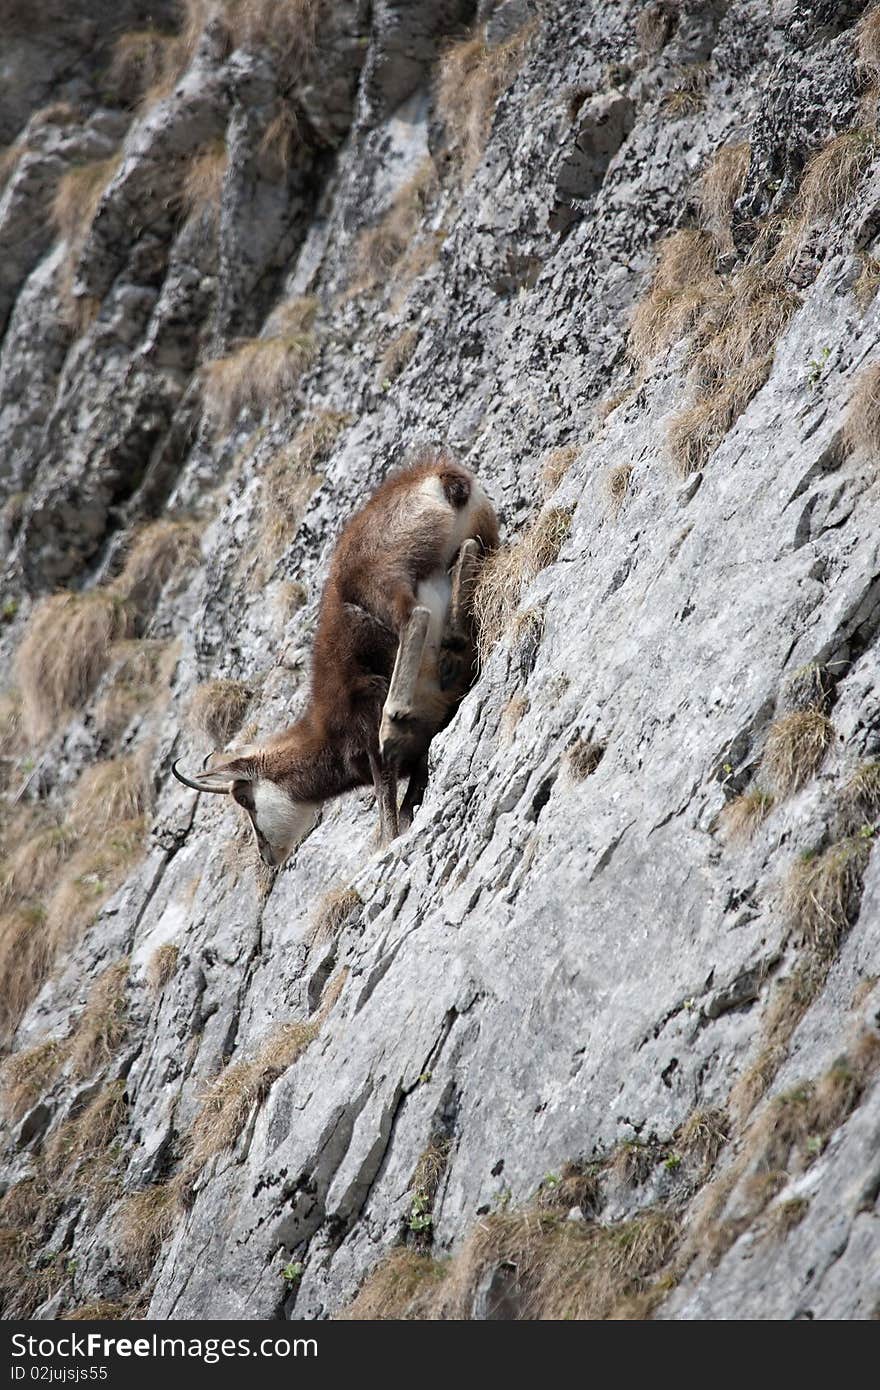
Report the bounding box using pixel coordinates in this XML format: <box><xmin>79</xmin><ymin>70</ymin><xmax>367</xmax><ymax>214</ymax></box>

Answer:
<box><xmin>1</xmin><ymin>0</ymin><xmax>880</xmax><ymax>1320</ymax></box>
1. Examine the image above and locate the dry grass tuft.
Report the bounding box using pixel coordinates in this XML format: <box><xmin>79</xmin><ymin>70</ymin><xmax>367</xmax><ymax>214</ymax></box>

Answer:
<box><xmin>604</xmin><ymin>462</ymin><xmax>633</xmax><ymax>514</ymax></box>
<box><xmin>636</xmin><ymin>1</ymin><xmax>679</xmax><ymax>57</ymax></box>
<box><xmin>0</xmin><ymin>822</ymin><xmax>76</xmax><ymax>905</ymax></box>
<box><xmin>15</xmin><ymin>591</ymin><xmax>135</xmax><ymax>742</ymax></box>
<box><xmin>473</xmin><ymin>508</ymin><xmax>572</xmax><ymax>662</ymax></box>
<box><xmin>677</xmin><ymin>1106</ymin><xmax>729</xmax><ymax>1169</ymax></box>
<box><xmin>1</xmin><ymin>1039</ymin><xmax>66</xmax><ymax>1120</ymax></box>
<box><xmin>763</xmin><ymin>709</ymin><xmax>833</xmax><ymax>794</ymax></box>
<box><xmin>342</xmin><ymin>1248</ymin><xmax>446</xmax><ymax>1321</ymax></box>
<box><xmin>148</xmin><ymin>943</ymin><xmax>179</xmax><ymax>993</ymax></box>
<box><xmin>629</xmin><ymin>230</ymin><xmax>720</xmax><ymax>365</ymax></box>
<box><xmin>187</xmin><ymin>678</ymin><xmax>252</xmax><ymax>746</ymax></box>
<box><xmin>696</xmin><ymin>143</ymin><xmax>750</xmax><ymax>251</ymax></box>
<box><xmin>499</xmin><ymin>694</ymin><xmax>529</xmax><ymax>744</ymax></box>
<box><xmin>377</xmin><ymin>328</ymin><xmax>419</xmax><ymax>387</ymax></box>
<box><xmin>351</xmin><ymin>160</ymin><xmax>438</xmax><ymax>298</ymax></box>
<box><xmin>67</xmin><ymin>963</ymin><xmax>129</xmax><ymax>1079</ymax></box>
<box><xmin>436</xmin><ymin>20</ymin><xmax>535</xmax><ymax>179</ymax></box>
<box><xmin>762</xmin><ymin>1196</ymin><xmax>809</xmax><ymax>1241</ymax></box>
<box><xmin>782</xmin><ymin>662</ymin><xmax>830</xmax><ymax>715</ymax></box>
<box><xmin>63</xmin><ymin>1301</ymin><xmax>128</xmax><ymax>1320</ymax></box>
<box><xmin>187</xmin><ymin>1021</ymin><xmax>319</xmax><ymax>1169</ymax></box>
<box><xmin>120</xmin><ymin>521</ymin><xmax>200</xmax><ymax>613</ymax></box>
<box><xmin>720</xmin><ymin>789</ymin><xmax>774</xmax><ymax>843</ymax></box>
<box><xmin>858</xmin><ymin>4</ymin><xmax>880</xmax><ymax>81</ymax></box>
<box><xmin>69</xmin><ymin>755</ymin><xmax>151</xmax><ymax>836</ymax></box>
<box><xmin>853</xmin><ymin>254</ymin><xmax>880</xmax><ymax>311</ymax></box>
<box><xmin>0</xmin><ymin>906</ymin><xmax>53</xmax><ymax>1044</ymax></box>
<box><xmin>203</xmin><ymin>298</ymin><xmax>318</xmax><ymax>432</ymax></box>
<box><xmin>540</xmin><ymin>445</ymin><xmax>579</xmax><ymax>495</ymax></box>
<box><xmin>843</xmin><ymin>361</ymin><xmax>880</xmax><ymax>456</ymax></box>
<box><xmin>43</xmin><ymin>819</ymin><xmax>146</xmax><ymax>950</ymax></box>
<box><xmin>784</xmin><ymin>838</ymin><xmax>872</xmax><ymax>962</ymax></box>
<box><xmin>43</xmin><ymin>1079</ymin><xmax>128</xmax><ymax>1184</ymax></box>
<box><xmin>51</xmin><ymin>156</ymin><xmax>121</xmax><ymax>245</ymax></box>
<box><xmin>117</xmin><ymin>1182</ymin><xmax>180</xmax><ymax>1278</ymax></box>
<box><xmin>839</xmin><ymin>760</ymin><xmax>880</xmax><ymax>833</ymax></box>
<box><xmin>566</xmin><ymin>740</ymin><xmax>605</xmax><ymax>780</ymax></box>
<box><xmin>181</xmin><ymin>141</ymin><xmax>227</xmax><ymax>220</ymax></box>
<box><xmin>253</xmin><ymin>409</ymin><xmax>347</xmax><ymax>571</ymax></box>
<box><xmin>662</xmin><ymin>64</ymin><xmax>709</xmax><ymax>119</ymax></box>
<box><xmin>799</xmin><ymin>128</ymin><xmax>879</xmax><ymax>221</ymax></box>
<box><xmin>109</xmin><ymin>28</ymin><xmax>178</xmax><ymax>105</ymax></box>
<box><xmin>309</xmin><ymin>887</ymin><xmax>361</xmax><ymax>947</ymax></box>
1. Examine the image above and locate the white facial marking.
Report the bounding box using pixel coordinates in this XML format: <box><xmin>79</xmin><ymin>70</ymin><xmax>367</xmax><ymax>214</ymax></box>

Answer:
<box><xmin>252</xmin><ymin>782</ymin><xmax>319</xmax><ymax>862</ymax></box>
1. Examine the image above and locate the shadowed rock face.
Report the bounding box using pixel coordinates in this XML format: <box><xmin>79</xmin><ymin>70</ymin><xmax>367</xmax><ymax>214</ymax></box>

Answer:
<box><xmin>2</xmin><ymin>0</ymin><xmax>880</xmax><ymax>1322</ymax></box>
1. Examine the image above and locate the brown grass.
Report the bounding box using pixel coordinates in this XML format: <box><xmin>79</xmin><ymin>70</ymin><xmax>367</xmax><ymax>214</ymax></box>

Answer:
<box><xmin>93</xmin><ymin>638</ymin><xmax>177</xmax><ymax>741</ymax></box>
<box><xmin>119</xmin><ymin>521</ymin><xmax>201</xmax><ymax>615</ymax></box>
<box><xmin>858</xmin><ymin>4</ymin><xmax>880</xmax><ymax>81</ymax></box>
<box><xmin>117</xmin><ymin>1182</ymin><xmax>180</xmax><ymax>1278</ymax></box>
<box><xmin>662</xmin><ymin>64</ymin><xmax>709</xmax><ymax>119</ymax></box>
<box><xmin>351</xmin><ymin>159</ymin><xmax>438</xmax><ymax>298</ymax></box>
<box><xmin>63</xmin><ymin>1301</ymin><xmax>129</xmax><ymax>1320</ymax></box>
<box><xmin>499</xmin><ymin>694</ymin><xmax>529</xmax><ymax>744</ymax></box>
<box><xmin>566</xmin><ymin>740</ymin><xmax>605</xmax><ymax>780</ymax></box>
<box><xmin>69</xmin><ymin>755</ymin><xmax>151</xmax><ymax>836</ymax></box>
<box><xmin>636</xmin><ymin>2</ymin><xmax>679</xmax><ymax>57</ymax></box>
<box><xmin>854</xmin><ymin>254</ymin><xmax>880</xmax><ymax>310</ymax></box>
<box><xmin>436</xmin><ymin>21</ymin><xmax>536</xmax><ymax>179</ymax></box>
<box><xmin>148</xmin><ymin>943</ymin><xmax>179</xmax><ymax>993</ymax></box>
<box><xmin>187</xmin><ymin>1021</ymin><xmax>319</xmax><ymax>1169</ymax></box>
<box><xmin>109</xmin><ymin>27</ymin><xmax>178</xmax><ymax>105</ymax></box>
<box><xmin>843</xmin><ymin>361</ymin><xmax>880</xmax><ymax>456</ymax></box>
<box><xmin>223</xmin><ymin>0</ymin><xmax>320</xmax><ymax>72</ymax></box>
<box><xmin>181</xmin><ymin>140</ymin><xmax>227</xmax><ymax>221</ymax></box>
<box><xmin>15</xmin><ymin>591</ymin><xmax>135</xmax><ymax>742</ymax></box>
<box><xmin>42</xmin><ymin>818</ymin><xmax>146</xmax><ymax>950</ymax></box>
<box><xmin>342</xmin><ymin>1248</ymin><xmax>447</xmax><ymax>1320</ymax></box>
<box><xmin>377</xmin><ymin>328</ymin><xmax>418</xmax><ymax>386</ymax></box>
<box><xmin>604</xmin><ymin>462</ymin><xmax>633</xmax><ymax>514</ymax></box>
<box><xmin>1</xmin><ymin>1039</ymin><xmax>66</xmax><ymax>1120</ymax></box>
<box><xmin>799</xmin><ymin>128</ymin><xmax>879</xmax><ymax>221</ymax></box>
<box><xmin>203</xmin><ymin>298</ymin><xmax>318</xmax><ymax>432</ymax></box>
<box><xmin>254</xmin><ymin>409</ymin><xmax>347</xmax><ymax>570</ymax></box>
<box><xmin>677</xmin><ymin>1106</ymin><xmax>729</xmax><ymax>1169</ymax></box>
<box><xmin>784</xmin><ymin>838</ymin><xmax>872</xmax><ymax>962</ymax></box>
<box><xmin>629</xmin><ymin>230</ymin><xmax>720</xmax><ymax>365</ymax></box>
<box><xmin>309</xmin><ymin>887</ymin><xmax>361</xmax><ymax>947</ymax></box>
<box><xmin>763</xmin><ymin>709</ymin><xmax>834</xmax><ymax>794</ymax></box>
<box><xmin>51</xmin><ymin>156</ymin><xmax>121</xmax><ymax>245</ymax></box>
<box><xmin>0</xmin><ymin>906</ymin><xmax>53</xmax><ymax>1044</ymax></box>
<box><xmin>187</xmin><ymin>678</ymin><xmax>252</xmax><ymax>746</ymax></box>
<box><xmin>67</xmin><ymin>963</ymin><xmax>129</xmax><ymax>1078</ymax></box>
<box><xmin>43</xmin><ymin>1080</ymin><xmax>127</xmax><ymax>1184</ymax></box>
<box><xmin>839</xmin><ymin>760</ymin><xmax>880</xmax><ymax>832</ymax></box>
<box><xmin>762</xmin><ymin>1196</ymin><xmax>809</xmax><ymax>1241</ymax></box>
<box><xmin>0</xmin><ymin>822</ymin><xmax>76</xmax><ymax>905</ymax></box>
<box><xmin>540</xmin><ymin>445</ymin><xmax>579</xmax><ymax>496</ymax></box>
<box><xmin>720</xmin><ymin>789</ymin><xmax>774</xmax><ymax>843</ymax></box>
<box><xmin>782</xmin><ymin>662</ymin><xmax>829</xmax><ymax>715</ymax></box>
<box><xmin>697</xmin><ymin>143</ymin><xmax>750</xmax><ymax>251</ymax></box>
<box><xmin>473</xmin><ymin>508</ymin><xmax>572</xmax><ymax>662</ymax></box>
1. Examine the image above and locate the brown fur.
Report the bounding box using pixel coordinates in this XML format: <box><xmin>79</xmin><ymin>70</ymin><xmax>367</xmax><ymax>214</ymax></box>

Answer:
<box><xmin>181</xmin><ymin>458</ymin><xmax>498</xmax><ymax>853</ymax></box>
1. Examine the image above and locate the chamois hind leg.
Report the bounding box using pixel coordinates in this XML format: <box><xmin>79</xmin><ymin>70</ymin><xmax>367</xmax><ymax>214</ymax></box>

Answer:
<box><xmin>379</xmin><ymin>605</ymin><xmax>430</xmax><ymax>763</ymax></box>
<box><xmin>368</xmin><ymin>749</ymin><xmax>399</xmax><ymax>845</ymax></box>
<box><xmin>399</xmin><ymin>752</ymin><xmax>429</xmax><ymax>832</ymax></box>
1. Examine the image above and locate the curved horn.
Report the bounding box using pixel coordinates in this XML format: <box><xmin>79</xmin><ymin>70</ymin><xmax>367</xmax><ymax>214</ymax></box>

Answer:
<box><xmin>171</xmin><ymin>759</ymin><xmax>235</xmax><ymax>794</ymax></box>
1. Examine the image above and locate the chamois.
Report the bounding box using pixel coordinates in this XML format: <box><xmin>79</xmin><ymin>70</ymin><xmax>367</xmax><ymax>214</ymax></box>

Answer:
<box><xmin>172</xmin><ymin>455</ymin><xmax>499</xmax><ymax>865</ymax></box>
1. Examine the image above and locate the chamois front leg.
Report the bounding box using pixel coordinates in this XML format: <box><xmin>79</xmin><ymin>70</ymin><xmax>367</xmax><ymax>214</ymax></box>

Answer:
<box><xmin>368</xmin><ymin>749</ymin><xmax>399</xmax><ymax>845</ymax></box>
<box><xmin>379</xmin><ymin>605</ymin><xmax>430</xmax><ymax>764</ymax></box>
<box><xmin>439</xmin><ymin>539</ymin><xmax>480</xmax><ymax>691</ymax></box>
<box><xmin>398</xmin><ymin>752</ymin><xmax>429</xmax><ymax>832</ymax></box>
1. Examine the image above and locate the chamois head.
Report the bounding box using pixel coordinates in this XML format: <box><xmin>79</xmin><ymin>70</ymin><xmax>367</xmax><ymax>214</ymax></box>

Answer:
<box><xmin>172</xmin><ymin>747</ymin><xmax>319</xmax><ymax>867</ymax></box>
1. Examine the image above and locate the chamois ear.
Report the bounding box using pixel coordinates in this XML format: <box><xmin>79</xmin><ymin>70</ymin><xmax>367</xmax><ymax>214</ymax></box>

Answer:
<box><xmin>171</xmin><ymin>749</ymin><xmax>258</xmax><ymax>795</ymax></box>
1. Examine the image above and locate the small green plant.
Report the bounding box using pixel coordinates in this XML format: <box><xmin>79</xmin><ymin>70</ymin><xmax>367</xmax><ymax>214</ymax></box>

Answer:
<box><xmin>1</xmin><ymin>597</ymin><xmax>17</xmax><ymax>623</ymax></box>
<box><xmin>408</xmin><ymin>1193</ymin><xmax>433</xmax><ymax>1234</ymax></box>
<box><xmin>808</xmin><ymin>346</ymin><xmax>831</xmax><ymax>387</ymax></box>
<box><xmin>418</xmin><ymin>1071</ymin><xmax>432</xmax><ymax>1084</ymax></box>
<box><xmin>663</xmin><ymin>1153</ymin><xmax>682</xmax><ymax>1171</ymax></box>
<box><xmin>282</xmin><ymin>1261</ymin><xmax>304</xmax><ymax>1287</ymax></box>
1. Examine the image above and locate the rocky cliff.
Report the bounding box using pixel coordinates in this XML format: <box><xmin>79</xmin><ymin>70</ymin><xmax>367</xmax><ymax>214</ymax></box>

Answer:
<box><xmin>2</xmin><ymin>0</ymin><xmax>880</xmax><ymax>1322</ymax></box>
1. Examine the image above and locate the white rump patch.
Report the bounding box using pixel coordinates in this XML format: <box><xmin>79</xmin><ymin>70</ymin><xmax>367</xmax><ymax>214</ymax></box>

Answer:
<box><xmin>417</xmin><ymin>571</ymin><xmax>452</xmax><ymax>651</ymax></box>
